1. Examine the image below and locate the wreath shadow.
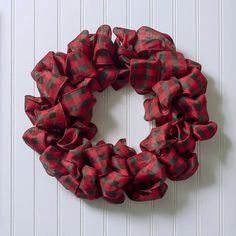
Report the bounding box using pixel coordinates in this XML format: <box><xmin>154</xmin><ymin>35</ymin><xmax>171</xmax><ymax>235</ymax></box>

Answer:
<box><xmin>83</xmin><ymin>74</ymin><xmax>230</xmax><ymax>216</ymax></box>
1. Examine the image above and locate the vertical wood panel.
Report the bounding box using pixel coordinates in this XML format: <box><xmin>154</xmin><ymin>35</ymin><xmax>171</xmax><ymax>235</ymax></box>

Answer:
<box><xmin>59</xmin><ymin>1</ymin><xmax>82</xmax><ymax>236</ymax></box>
<box><xmin>129</xmin><ymin>1</ymin><xmax>152</xmax><ymax>236</ymax></box>
<box><xmin>83</xmin><ymin>1</ymin><xmax>104</xmax><ymax>236</ymax></box>
<box><xmin>198</xmin><ymin>0</ymin><xmax>221</xmax><ymax>235</ymax></box>
<box><xmin>175</xmin><ymin>1</ymin><xmax>198</xmax><ymax>236</ymax></box>
<box><xmin>153</xmin><ymin>1</ymin><xmax>175</xmax><ymax>236</ymax></box>
<box><xmin>0</xmin><ymin>1</ymin><xmax>14</xmax><ymax>235</ymax></box>
<box><xmin>222</xmin><ymin>0</ymin><xmax>236</xmax><ymax>235</ymax></box>
<box><xmin>35</xmin><ymin>1</ymin><xmax>58</xmax><ymax>235</ymax></box>
<box><xmin>106</xmin><ymin>1</ymin><xmax>128</xmax><ymax>236</ymax></box>
<box><xmin>14</xmin><ymin>0</ymin><xmax>35</xmax><ymax>235</ymax></box>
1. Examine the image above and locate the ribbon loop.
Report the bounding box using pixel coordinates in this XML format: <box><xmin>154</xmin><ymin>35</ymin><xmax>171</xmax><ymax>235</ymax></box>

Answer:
<box><xmin>85</xmin><ymin>143</ymin><xmax>112</xmax><ymax>176</ymax></box>
<box><xmin>158</xmin><ymin>147</ymin><xmax>187</xmax><ymax>179</ymax></box>
<box><xmin>57</xmin><ymin>128</ymin><xmax>81</xmax><ymax>150</ymax></box>
<box><xmin>192</xmin><ymin>121</ymin><xmax>218</xmax><ymax>141</ymax></box>
<box><xmin>152</xmin><ymin>77</ymin><xmax>181</xmax><ymax>109</ymax></box>
<box><xmin>36</xmin><ymin>71</ymin><xmax>68</xmax><ymax>104</ymax></box>
<box><xmin>25</xmin><ymin>95</ymin><xmax>50</xmax><ymax>124</ymax></box>
<box><xmin>31</xmin><ymin>51</ymin><xmax>66</xmax><ymax>80</ymax></box>
<box><xmin>155</xmin><ymin>51</ymin><xmax>187</xmax><ymax>80</ymax></box>
<box><xmin>144</xmin><ymin>96</ymin><xmax>170</xmax><ymax>124</ymax></box>
<box><xmin>35</xmin><ymin>103</ymin><xmax>68</xmax><ymax>129</ymax></box>
<box><xmin>126</xmin><ymin>152</ymin><xmax>167</xmax><ymax>201</ymax></box>
<box><xmin>100</xmin><ymin>171</ymin><xmax>130</xmax><ymax>203</ymax></box>
<box><xmin>23</xmin><ymin>127</ymin><xmax>61</xmax><ymax>154</ymax></box>
<box><xmin>129</xmin><ymin>59</ymin><xmax>161</xmax><ymax>94</ymax></box>
<box><xmin>72</xmin><ymin>120</ymin><xmax>97</xmax><ymax>140</ymax></box>
<box><xmin>140</xmin><ymin>123</ymin><xmax>176</xmax><ymax>153</ymax></box>
<box><xmin>77</xmin><ymin>165</ymin><xmax>100</xmax><ymax>199</ymax></box>
<box><xmin>66</xmin><ymin>51</ymin><xmax>97</xmax><ymax>85</ymax></box>
<box><xmin>113</xmin><ymin>139</ymin><xmax>136</xmax><ymax>158</ymax></box>
<box><xmin>127</xmin><ymin>152</ymin><xmax>166</xmax><ymax>184</ymax></box>
<box><xmin>67</xmin><ymin>30</ymin><xmax>90</xmax><ymax>55</ymax></box>
<box><xmin>179</xmin><ymin>68</ymin><xmax>207</xmax><ymax>97</ymax></box>
<box><xmin>177</xmin><ymin>94</ymin><xmax>209</xmax><ymax>123</ymax></box>
<box><xmin>126</xmin><ymin>182</ymin><xmax>168</xmax><ymax>201</ymax></box>
<box><xmin>135</xmin><ymin>26</ymin><xmax>176</xmax><ymax>56</ymax></box>
<box><xmin>93</xmin><ymin>25</ymin><xmax>115</xmax><ymax>65</ymax></box>
<box><xmin>40</xmin><ymin>146</ymin><xmax>68</xmax><ymax>177</ymax></box>
<box><xmin>60</xmin><ymin>87</ymin><xmax>96</xmax><ymax>125</ymax></box>
<box><xmin>171</xmin><ymin>121</ymin><xmax>196</xmax><ymax>155</ymax></box>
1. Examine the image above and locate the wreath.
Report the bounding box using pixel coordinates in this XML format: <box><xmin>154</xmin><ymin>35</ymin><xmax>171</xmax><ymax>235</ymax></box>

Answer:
<box><xmin>23</xmin><ymin>25</ymin><xmax>217</xmax><ymax>203</ymax></box>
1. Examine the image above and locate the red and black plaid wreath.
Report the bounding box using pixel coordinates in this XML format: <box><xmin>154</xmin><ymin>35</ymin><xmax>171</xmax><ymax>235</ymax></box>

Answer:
<box><xmin>23</xmin><ymin>25</ymin><xmax>217</xmax><ymax>203</ymax></box>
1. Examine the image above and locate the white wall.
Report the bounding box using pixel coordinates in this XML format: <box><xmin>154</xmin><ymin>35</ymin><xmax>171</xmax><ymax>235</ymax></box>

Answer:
<box><xmin>0</xmin><ymin>0</ymin><xmax>235</xmax><ymax>235</ymax></box>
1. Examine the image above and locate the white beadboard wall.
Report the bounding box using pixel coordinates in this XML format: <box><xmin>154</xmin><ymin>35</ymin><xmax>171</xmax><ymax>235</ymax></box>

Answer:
<box><xmin>0</xmin><ymin>0</ymin><xmax>235</xmax><ymax>236</ymax></box>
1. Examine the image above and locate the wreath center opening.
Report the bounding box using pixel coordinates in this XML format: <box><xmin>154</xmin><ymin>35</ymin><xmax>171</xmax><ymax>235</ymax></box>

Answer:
<box><xmin>92</xmin><ymin>85</ymin><xmax>153</xmax><ymax>151</ymax></box>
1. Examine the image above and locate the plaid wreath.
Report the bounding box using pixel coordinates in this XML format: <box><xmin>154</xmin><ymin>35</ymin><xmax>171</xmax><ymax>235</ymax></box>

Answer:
<box><xmin>23</xmin><ymin>25</ymin><xmax>217</xmax><ymax>203</ymax></box>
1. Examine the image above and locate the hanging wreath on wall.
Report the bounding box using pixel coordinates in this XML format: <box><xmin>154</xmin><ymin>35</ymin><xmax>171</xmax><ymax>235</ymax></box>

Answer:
<box><xmin>23</xmin><ymin>25</ymin><xmax>217</xmax><ymax>203</ymax></box>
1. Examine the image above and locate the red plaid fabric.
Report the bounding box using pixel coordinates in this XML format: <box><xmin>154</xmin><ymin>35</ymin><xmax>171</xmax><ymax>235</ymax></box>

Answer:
<box><xmin>126</xmin><ymin>182</ymin><xmax>168</xmax><ymax>201</ymax></box>
<box><xmin>61</xmin><ymin>138</ymin><xmax>91</xmax><ymax>179</ymax></box>
<box><xmin>85</xmin><ymin>143</ymin><xmax>112</xmax><ymax>176</ymax></box>
<box><xmin>23</xmin><ymin>127</ymin><xmax>48</xmax><ymax>154</ymax></box>
<box><xmin>76</xmin><ymin>165</ymin><xmax>100</xmax><ymax>199</ymax></box>
<box><xmin>23</xmin><ymin>127</ymin><xmax>62</xmax><ymax>154</ymax></box>
<box><xmin>58</xmin><ymin>174</ymin><xmax>80</xmax><ymax>194</ymax></box>
<box><xmin>40</xmin><ymin>146</ymin><xmax>68</xmax><ymax>177</ymax></box>
<box><xmin>35</xmin><ymin>103</ymin><xmax>68</xmax><ymax>129</ymax></box>
<box><xmin>158</xmin><ymin>147</ymin><xmax>188</xmax><ymax>179</ymax></box>
<box><xmin>135</xmin><ymin>26</ymin><xmax>176</xmax><ymax>56</ymax></box>
<box><xmin>176</xmin><ymin>153</ymin><xmax>199</xmax><ymax>180</ymax></box>
<box><xmin>36</xmin><ymin>71</ymin><xmax>68</xmax><ymax>104</ymax></box>
<box><xmin>25</xmin><ymin>95</ymin><xmax>50</xmax><ymax>124</ymax></box>
<box><xmin>158</xmin><ymin>147</ymin><xmax>199</xmax><ymax>181</ymax></box>
<box><xmin>67</xmin><ymin>30</ymin><xmax>91</xmax><ymax>55</ymax></box>
<box><xmin>140</xmin><ymin>123</ymin><xmax>176</xmax><ymax>153</ymax></box>
<box><xmin>143</xmin><ymin>96</ymin><xmax>170</xmax><ymax>124</ymax></box>
<box><xmin>171</xmin><ymin>121</ymin><xmax>196</xmax><ymax>155</ymax></box>
<box><xmin>62</xmin><ymin>138</ymin><xmax>91</xmax><ymax>167</ymax></box>
<box><xmin>113</xmin><ymin>27</ymin><xmax>137</xmax><ymax>48</ymax></box>
<box><xmin>155</xmin><ymin>51</ymin><xmax>187</xmax><ymax>80</ymax></box>
<box><xmin>179</xmin><ymin>68</ymin><xmax>207</xmax><ymax>97</ymax></box>
<box><xmin>152</xmin><ymin>77</ymin><xmax>181</xmax><ymax>109</ymax></box>
<box><xmin>100</xmin><ymin>171</ymin><xmax>130</xmax><ymax>203</ymax></box>
<box><xmin>57</xmin><ymin>128</ymin><xmax>81</xmax><ymax>150</ymax></box>
<box><xmin>76</xmin><ymin>76</ymin><xmax>102</xmax><ymax>93</ymax></box>
<box><xmin>60</xmin><ymin>87</ymin><xmax>96</xmax><ymax>125</ymax></box>
<box><xmin>113</xmin><ymin>31</ymin><xmax>137</xmax><ymax>70</ymax></box>
<box><xmin>72</xmin><ymin>120</ymin><xmax>97</xmax><ymax>140</ymax></box>
<box><xmin>192</xmin><ymin>121</ymin><xmax>217</xmax><ymax>141</ymax></box>
<box><xmin>129</xmin><ymin>58</ymin><xmax>161</xmax><ymax>94</ymax></box>
<box><xmin>110</xmin><ymin>154</ymin><xmax>129</xmax><ymax>176</ymax></box>
<box><xmin>66</xmin><ymin>51</ymin><xmax>97</xmax><ymax>84</ymax></box>
<box><xmin>93</xmin><ymin>25</ymin><xmax>115</xmax><ymax>65</ymax></box>
<box><xmin>186</xmin><ymin>59</ymin><xmax>202</xmax><ymax>71</ymax></box>
<box><xmin>111</xmin><ymin>69</ymin><xmax>130</xmax><ymax>91</ymax></box>
<box><xmin>127</xmin><ymin>152</ymin><xmax>166</xmax><ymax>183</ymax></box>
<box><xmin>23</xmin><ymin>25</ymin><xmax>217</xmax><ymax>203</ymax></box>
<box><xmin>126</xmin><ymin>151</ymin><xmax>167</xmax><ymax>201</ymax></box>
<box><xmin>112</xmin><ymin>27</ymin><xmax>136</xmax><ymax>91</ymax></box>
<box><xmin>177</xmin><ymin>94</ymin><xmax>209</xmax><ymax>123</ymax></box>
<box><xmin>31</xmin><ymin>51</ymin><xmax>67</xmax><ymax>80</ymax></box>
<box><xmin>96</xmin><ymin>65</ymin><xmax>118</xmax><ymax>91</ymax></box>
<box><xmin>113</xmin><ymin>139</ymin><xmax>136</xmax><ymax>158</ymax></box>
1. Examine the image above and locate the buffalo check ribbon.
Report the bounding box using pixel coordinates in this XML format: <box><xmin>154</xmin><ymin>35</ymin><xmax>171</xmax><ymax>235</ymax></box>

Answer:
<box><xmin>23</xmin><ymin>25</ymin><xmax>217</xmax><ymax>203</ymax></box>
